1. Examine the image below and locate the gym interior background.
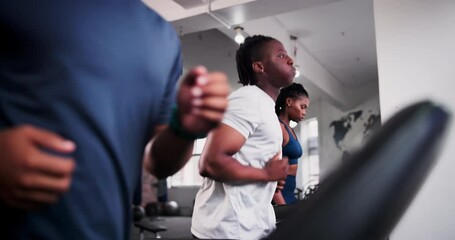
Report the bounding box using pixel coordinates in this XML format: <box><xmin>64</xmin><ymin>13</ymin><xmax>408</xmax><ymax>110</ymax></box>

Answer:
<box><xmin>134</xmin><ymin>0</ymin><xmax>455</xmax><ymax>239</ymax></box>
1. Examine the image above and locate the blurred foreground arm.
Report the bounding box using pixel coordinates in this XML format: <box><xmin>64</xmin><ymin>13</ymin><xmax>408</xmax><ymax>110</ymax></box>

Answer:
<box><xmin>0</xmin><ymin>125</ymin><xmax>76</xmax><ymax>210</ymax></box>
<box><xmin>145</xmin><ymin>66</ymin><xmax>229</xmax><ymax>179</ymax></box>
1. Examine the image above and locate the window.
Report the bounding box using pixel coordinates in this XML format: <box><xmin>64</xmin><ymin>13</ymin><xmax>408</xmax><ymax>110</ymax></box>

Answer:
<box><xmin>298</xmin><ymin>118</ymin><xmax>320</xmax><ymax>191</ymax></box>
<box><xmin>169</xmin><ymin>138</ymin><xmax>206</xmax><ymax>186</ymax></box>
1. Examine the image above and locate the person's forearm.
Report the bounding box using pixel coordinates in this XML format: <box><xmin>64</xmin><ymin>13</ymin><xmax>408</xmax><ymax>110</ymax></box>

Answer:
<box><xmin>146</xmin><ymin>127</ymin><xmax>194</xmax><ymax>179</ymax></box>
<box><xmin>273</xmin><ymin>191</ymin><xmax>286</xmax><ymax>205</ymax></box>
<box><xmin>200</xmin><ymin>154</ymin><xmax>269</xmax><ymax>183</ymax></box>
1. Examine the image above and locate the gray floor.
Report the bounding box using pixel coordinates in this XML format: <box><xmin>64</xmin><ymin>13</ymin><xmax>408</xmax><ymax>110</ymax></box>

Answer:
<box><xmin>130</xmin><ymin>216</ymin><xmax>193</xmax><ymax>240</ymax></box>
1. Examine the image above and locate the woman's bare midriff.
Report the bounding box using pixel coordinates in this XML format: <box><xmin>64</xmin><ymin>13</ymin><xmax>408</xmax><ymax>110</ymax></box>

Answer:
<box><xmin>288</xmin><ymin>164</ymin><xmax>298</xmax><ymax>176</ymax></box>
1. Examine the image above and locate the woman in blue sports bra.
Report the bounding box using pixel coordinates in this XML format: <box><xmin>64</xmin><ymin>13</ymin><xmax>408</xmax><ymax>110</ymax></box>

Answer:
<box><xmin>273</xmin><ymin>83</ymin><xmax>310</xmax><ymax>205</ymax></box>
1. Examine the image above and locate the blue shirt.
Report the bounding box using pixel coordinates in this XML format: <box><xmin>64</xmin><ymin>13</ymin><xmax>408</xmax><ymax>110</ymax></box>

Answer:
<box><xmin>279</xmin><ymin>120</ymin><xmax>302</xmax><ymax>204</ymax></box>
<box><xmin>280</xmin><ymin>120</ymin><xmax>303</xmax><ymax>165</ymax></box>
<box><xmin>0</xmin><ymin>1</ymin><xmax>182</xmax><ymax>239</ymax></box>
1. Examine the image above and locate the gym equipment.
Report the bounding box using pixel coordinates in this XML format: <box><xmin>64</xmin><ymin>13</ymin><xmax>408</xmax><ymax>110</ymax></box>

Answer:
<box><xmin>162</xmin><ymin>201</ymin><xmax>180</xmax><ymax>216</ymax></box>
<box><xmin>133</xmin><ymin>203</ymin><xmax>167</xmax><ymax>239</ymax></box>
<box><xmin>132</xmin><ymin>205</ymin><xmax>145</xmax><ymax>222</ymax></box>
<box><xmin>144</xmin><ymin>202</ymin><xmax>159</xmax><ymax>218</ymax></box>
<box><xmin>268</xmin><ymin>101</ymin><xmax>451</xmax><ymax>240</ymax></box>
<box><xmin>134</xmin><ymin>218</ymin><xmax>167</xmax><ymax>239</ymax></box>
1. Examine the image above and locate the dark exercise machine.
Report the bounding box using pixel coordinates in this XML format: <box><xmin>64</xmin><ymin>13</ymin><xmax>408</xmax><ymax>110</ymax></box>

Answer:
<box><xmin>133</xmin><ymin>203</ymin><xmax>167</xmax><ymax>239</ymax></box>
<box><xmin>269</xmin><ymin>100</ymin><xmax>451</xmax><ymax>240</ymax></box>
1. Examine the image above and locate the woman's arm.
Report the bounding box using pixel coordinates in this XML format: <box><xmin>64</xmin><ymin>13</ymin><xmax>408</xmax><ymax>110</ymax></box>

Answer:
<box><xmin>273</xmin><ymin>190</ymin><xmax>286</xmax><ymax>205</ymax></box>
<box><xmin>280</xmin><ymin>122</ymin><xmax>290</xmax><ymax>146</ymax></box>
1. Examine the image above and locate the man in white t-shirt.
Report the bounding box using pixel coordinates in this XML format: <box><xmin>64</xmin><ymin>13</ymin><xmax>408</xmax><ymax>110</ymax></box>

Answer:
<box><xmin>191</xmin><ymin>35</ymin><xmax>297</xmax><ymax>239</ymax></box>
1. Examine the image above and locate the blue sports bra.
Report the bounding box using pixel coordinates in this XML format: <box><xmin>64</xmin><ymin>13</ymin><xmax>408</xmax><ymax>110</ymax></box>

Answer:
<box><xmin>280</xmin><ymin>120</ymin><xmax>303</xmax><ymax>165</ymax></box>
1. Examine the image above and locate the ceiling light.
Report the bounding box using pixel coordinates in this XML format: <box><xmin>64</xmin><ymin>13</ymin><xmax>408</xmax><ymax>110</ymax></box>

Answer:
<box><xmin>290</xmin><ymin>35</ymin><xmax>301</xmax><ymax>79</ymax></box>
<box><xmin>295</xmin><ymin>66</ymin><xmax>301</xmax><ymax>78</ymax></box>
<box><xmin>234</xmin><ymin>26</ymin><xmax>245</xmax><ymax>44</ymax></box>
<box><xmin>290</xmin><ymin>120</ymin><xmax>298</xmax><ymax>128</ymax></box>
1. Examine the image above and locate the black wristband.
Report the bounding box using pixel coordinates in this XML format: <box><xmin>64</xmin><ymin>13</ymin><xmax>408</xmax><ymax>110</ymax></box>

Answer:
<box><xmin>169</xmin><ymin>107</ymin><xmax>207</xmax><ymax>140</ymax></box>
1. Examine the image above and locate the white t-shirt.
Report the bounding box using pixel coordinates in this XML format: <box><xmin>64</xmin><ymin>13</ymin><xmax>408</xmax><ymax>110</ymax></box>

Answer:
<box><xmin>191</xmin><ymin>85</ymin><xmax>283</xmax><ymax>240</ymax></box>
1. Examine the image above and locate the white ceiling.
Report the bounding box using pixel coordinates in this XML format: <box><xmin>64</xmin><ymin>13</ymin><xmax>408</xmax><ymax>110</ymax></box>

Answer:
<box><xmin>144</xmin><ymin>0</ymin><xmax>379</xmax><ymax>110</ymax></box>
